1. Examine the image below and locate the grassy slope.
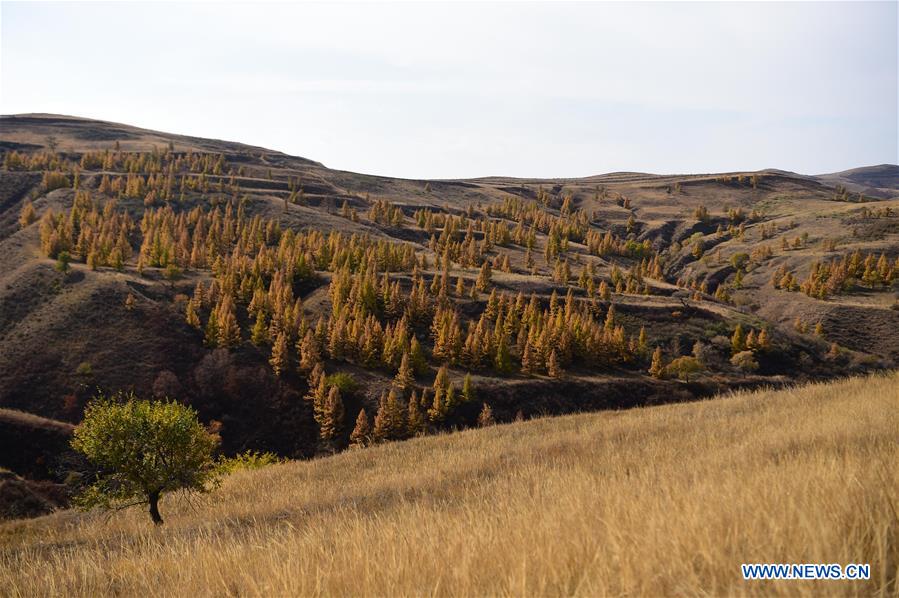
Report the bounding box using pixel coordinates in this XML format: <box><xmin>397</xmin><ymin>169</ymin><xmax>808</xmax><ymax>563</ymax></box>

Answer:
<box><xmin>2</xmin><ymin>373</ymin><xmax>897</xmax><ymax>596</ymax></box>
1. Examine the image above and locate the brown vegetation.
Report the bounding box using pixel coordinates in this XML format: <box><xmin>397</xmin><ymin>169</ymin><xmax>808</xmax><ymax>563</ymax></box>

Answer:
<box><xmin>1</xmin><ymin>373</ymin><xmax>896</xmax><ymax>596</ymax></box>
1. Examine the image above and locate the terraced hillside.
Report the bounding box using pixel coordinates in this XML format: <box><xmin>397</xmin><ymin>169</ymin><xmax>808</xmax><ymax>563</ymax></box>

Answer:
<box><xmin>0</xmin><ymin>114</ymin><xmax>897</xmax><ymax>505</ymax></box>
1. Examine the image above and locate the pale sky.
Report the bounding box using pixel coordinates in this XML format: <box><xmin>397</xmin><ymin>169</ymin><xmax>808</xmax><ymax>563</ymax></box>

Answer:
<box><xmin>1</xmin><ymin>1</ymin><xmax>896</xmax><ymax>178</ymax></box>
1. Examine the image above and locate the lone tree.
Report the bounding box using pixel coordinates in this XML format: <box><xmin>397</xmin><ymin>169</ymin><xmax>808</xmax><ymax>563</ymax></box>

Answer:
<box><xmin>71</xmin><ymin>392</ymin><xmax>220</xmax><ymax>525</ymax></box>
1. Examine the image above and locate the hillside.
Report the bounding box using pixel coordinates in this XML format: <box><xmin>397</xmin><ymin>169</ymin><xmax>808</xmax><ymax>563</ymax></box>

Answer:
<box><xmin>1</xmin><ymin>114</ymin><xmax>898</xmax><ymax>503</ymax></box>
<box><xmin>1</xmin><ymin>373</ymin><xmax>896</xmax><ymax>596</ymax></box>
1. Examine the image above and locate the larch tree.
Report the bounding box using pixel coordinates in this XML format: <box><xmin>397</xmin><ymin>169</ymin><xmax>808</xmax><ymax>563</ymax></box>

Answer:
<box><xmin>394</xmin><ymin>352</ymin><xmax>415</xmax><ymax>391</ymax></box>
<box><xmin>547</xmin><ymin>349</ymin><xmax>563</xmax><ymax>379</ymax></box>
<box><xmin>373</xmin><ymin>389</ymin><xmax>407</xmax><ymax>442</ymax></box>
<box><xmin>428</xmin><ymin>386</ymin><xmax>447</xmax><ymax>425</ymax></box>
<box><xmin>217</xmin><ymin>307</ymin><xmax>241</xmax><ymax>349</ymax></box>
<box><xmin>649</xmin><ymin>346</ymin><xmax>665</xmax><ymax>378</ymax></box>
<box><xmin>269</xmin><ymin>331</ymin><xmax>289</xmax><ymax>376</ymax></box>
<box><xmin>349</xmin><ymin>410</ymin><xmax>371</xmax><ymax>448</ymax></box>
<box><xmin>731</xmin><ymin>324</ymin><xmax>745</xmax><ymax>354</ymax></box>
<box><xmin>476</xmin><ymin>260</ymin><xmax>492</xmax><ymax>292</ymax></box>
<box><xmin>203</xmin><ymin>311</ymin><xmax>219</xmax><ymax>348</ymax></box>
<box><xmin>409</xmin><ymin>336</ymin><xmax>428</xmax><ymax>375</ymax></box>
<box><xmin>319</xmin><ymin>386</ymin><xmax>344</xmax><ymax>442</ymax></box>
<box><xmin>250</xmin><ymin>313</ymin><xmax>268</xmax><ymax>346</ymax></box>
<box><xmin>407</xmin><ymin>390</ymin><xmax>426</xmax><ymax>436</ymax></box>
<box><xmin>461</xmin><ymin>373</ymin><xmax>475</xmax><ymax>403</ymax></box>
<box><xmin>185</xmin><ymin>299</ymin><xmax>201</xmax><ymax>329</ymax></box>
<box><xmin>477</xmin><ymin>402</ymin><xmax>495</xmax><ymax>427</ymax></box>
<box><xmin>757</xmin><ymin>328</ymin><xmax>770</xmax><ymax>350</ymax></box>
<box><xmin>298</xmin><ymin>330</ymin><xmax>321</xmax><ymax>373</ymax></box>
<box><xmin>19</xmin><ymin>200</ymin><xmax>37</xmax><ymax>229</ymax></box>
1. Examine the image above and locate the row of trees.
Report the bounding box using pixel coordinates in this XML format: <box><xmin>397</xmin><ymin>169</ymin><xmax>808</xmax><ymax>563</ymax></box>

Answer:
<box><xmin>772</xmin><ymin>251</ymin><xmax>898</xmax><ymax>298</ymax></box>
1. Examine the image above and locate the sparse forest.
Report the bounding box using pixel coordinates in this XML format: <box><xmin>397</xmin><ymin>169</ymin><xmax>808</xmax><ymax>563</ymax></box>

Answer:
<box><xmin>0</xmin><ymin>115</ymin><xmax>897</xmax><ymax>518</ymax></box>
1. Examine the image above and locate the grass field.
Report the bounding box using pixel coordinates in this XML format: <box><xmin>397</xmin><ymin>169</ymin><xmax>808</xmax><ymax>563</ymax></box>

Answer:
<box><xmin>1</xmin><ymin>373</ymin><xmax>897</xmax><ymax>597</ymax></box>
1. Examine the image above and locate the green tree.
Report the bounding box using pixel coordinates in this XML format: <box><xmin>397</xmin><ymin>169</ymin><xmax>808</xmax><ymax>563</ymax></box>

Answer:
<box><xmin>494</xmin><ymin>334</ymin><xmax>512</xmax><ymax>374</ymax></box>
<box><xmin>55</xmin><ymin>250</ymin><xmax>71</xmax><ymax>273</ymax></box>
<box><xmin>461</xmin><ymin>373</ymin><xmax>475</xmax><ymax>403</ymax></box>
<box><xmin>70</xmin><ymin>392</ymin><xmax>220</xmax><ymax>525</ymax></box>
<box><xmin>665</xmin><ymin>356</ymin><xmax>703</xmax><ymax>382</ymax></box>
<box><xmin>250</xmin><ymin>313</ymin><xmax>269</xmax><ymax>346</ymax></box>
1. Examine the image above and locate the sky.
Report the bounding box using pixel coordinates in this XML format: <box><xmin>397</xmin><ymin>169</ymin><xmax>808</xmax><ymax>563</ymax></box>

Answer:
<box><xmin>1</xmin><ymin>1</ymin><xmax>896</xmax><ymax>179</ymax></box>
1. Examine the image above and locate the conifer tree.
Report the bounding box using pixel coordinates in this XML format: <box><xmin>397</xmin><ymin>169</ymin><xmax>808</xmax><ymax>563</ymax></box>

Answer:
<box><xmin>250</xmin><ymin>312</ymin><xmax>268</xmax><ymax>346</ymax></box>
<box><xmin>320</xmin><ymin>386</ymin><xmax>344</xmax><ymax>441</ymax></box>
<box><xmin>204</xmin><ymin>311</ymin><xmax>219</xmax><ymax>348</ymax></box>
<box><xmin>649</xmin><ymin>346</ymin><xmax>664</xmax><ymax>378</ymax></box>
<box><xmin>394</xmin><ymin>352</ymin><xmax>415</xmax><ymax>391</ymax></box>
<box><xmin>373</xmin><ymin>389</ymin><xmax>407</xmax><ymax>442</ymax></box>
<box><xmin>461</xmin><ymin>373</ymin><xmax>474</xmax><ymax>403</ymax></box>
<box><xmin>476</xmin><ymin>260</ymin><xmax>492</xmax><ymax>291</ymax></box>
<box><xmin>745</xmin><ymin>330</ymin><xmax>756</xmax><ymax>351</ymax></box>
<box><xmin>598</xmin><ymin>280</ymin><xmax>611</xmax><ymax>301</ymax></box>
<box><xmin>494</xmin><ymin>334</ymin><xmax>512</xmax><ymax>373</ymax></box>
<box><xmin>409</xmin><ymin>336</ymin><xmax>428</xmax><ymax>375</ymax></box>
<box><xmin>433</xmin><ymin>364</ymin><xmax>449</xmax><ymax>396</ymax></box>
<box><xmin>477</xmin><ymin>402</ymin><xmax>495</xmax><ymax>427</ymax></box>
<box><xmin>185</xmin><ymin>299</ymin><xmax>201</xmax><ymax>329</ymax></box>
<box><xmin>521</xmin><ymin>342</ymin><xmax>536</xmax><ymax>375</ymax></box>
<box><xmin>407</xmin><ymin>390</ymin><xmax>426</xmax><ymax>436</ymax></box>
<box><xmin>269</xmin><ymin>331</ymin><xmax>288</xmax><ymax>376</ymax></box>
<box><xmin>305</xmin><ymin>374</ymin><xmax>329</xmax><ymax>426</ymax></box>
<box><xmin>298</xmin><ymin>330</ymin><xmax>321</xmax><ymax>373</ymax></box>
<box><xmin>731</xmin><ymin>324</ymin><xmax>745</xmax><ymax>354</ymax></box>
<box><xmin>757</xmin><ymin>328</ymin><xmax>770</xmax><ymax>350</ymax></box>
<box><xmin>349</xmin><ymin>410</ymin><xmax>371</xmax><ymax>448</ymax></box>
<box><xmin>547</xmin><ymin>349</ymin><xmax>563</xmax><ymax>378</ymax></box>
<box><xmin>217</xmin><ymin>302</ymin><xmax>241</xmax><ymax>349</ymax></box>
<box><xmin>428</xmin><ymin>385</ymin><xmax>447</xmax><ymax>424</ymax></box>
<box><xmin>19</xmin><ymin>200</ymin><xmax>36</xmax><ymax>229</ymax></box>
<box><xmin>444</xmin><ymin>383</ymin><xmax>457</xmax><ymax>413</ymax></box>
<box><xmin>455</xmin><ymin>275</ymin><xmax>465</xmax><ymax>296</ymax></box>
<box><xmin>308</xmin><ymin>362</ymin><xmax>325</xmax><ymax>389</ymax></box>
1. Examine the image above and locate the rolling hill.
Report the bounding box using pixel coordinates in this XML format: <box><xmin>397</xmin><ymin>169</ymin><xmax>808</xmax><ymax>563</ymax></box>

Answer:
<box><xmin>1</xmin><ymin>373</ymin><xmax>896</xmax><ymax>596</ymax></box>
<box><xmin>0</xmin><ymin>114</ymin><xmax>897</xmax><ymax>516</ymax></box>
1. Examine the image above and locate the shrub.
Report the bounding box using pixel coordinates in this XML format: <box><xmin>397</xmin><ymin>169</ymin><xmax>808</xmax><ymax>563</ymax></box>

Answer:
<box><xmin>731</xmin><ymin>351</ymin><xmax>759</xmax><ymax>374</ymax></box>
<box><xmin>730</xmin><ymin>253</ymin><xmax>750</xmax><ymax>270</ymax></box>
<box><xmin>215</xmin><ymin>450</ymin><xmax>284</xmax><ymax>475</ymax></box>
<box><xmin>75</xmin><ymin>362</ymin><xmax>92</xmax><ymax>376</ymax></box>
<box><xmin>325</xmin><ymin>372</ymin><xmax>358</xmax><ymax>394</ymax></box>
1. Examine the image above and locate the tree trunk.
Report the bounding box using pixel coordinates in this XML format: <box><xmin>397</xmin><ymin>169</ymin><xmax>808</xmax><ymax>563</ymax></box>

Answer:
<box><xmin>148</xmin><ymin>491</ymin><xmax>163</xmax><ymax>525</ymax></box>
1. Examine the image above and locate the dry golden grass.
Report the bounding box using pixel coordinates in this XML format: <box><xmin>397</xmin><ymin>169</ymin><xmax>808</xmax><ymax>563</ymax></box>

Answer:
<box><xmin>1</xmin><ymin>373</ymin><xmax>897</xmax><ymax>597</ymax></box>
